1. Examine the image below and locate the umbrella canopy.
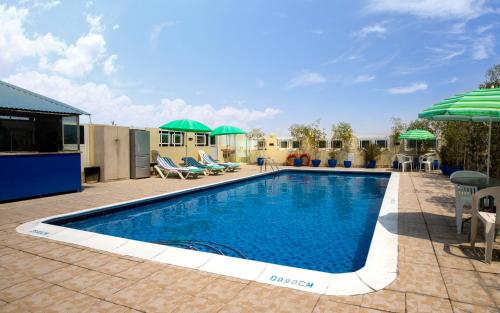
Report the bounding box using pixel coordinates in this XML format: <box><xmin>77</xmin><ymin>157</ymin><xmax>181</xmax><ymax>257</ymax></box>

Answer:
<box><xmin>418</xmin><ymin>87</ymin><xmax>500</xmax><ymax>177</ymax></box>
<box><xmin>159</xmin><ymin>119</ymin><xmax>212</xmax><ymax>132</ymax></box>
<box><xmin>399</xmin><ymin>129</ymin><xmax>436</xmax><ymax>140</ymax></box>
<box><xmin>210</xmin><ymin>125</ymin><xmax>247</xmax><ymax>136</ymax></box>
<box><xmin>419</xmin><ymin>87</ymin><xmax>500</xmax><ymax>122</ymax></box>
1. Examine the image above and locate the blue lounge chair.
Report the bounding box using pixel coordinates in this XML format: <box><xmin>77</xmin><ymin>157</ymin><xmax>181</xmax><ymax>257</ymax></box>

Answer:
<box><xmin>198</xmin><ymin>150</ymin><xmax>240</xmax><ymax>172</ymax></box>
<box><xmin>155</xmin><ymin>156</ymin><xmax>204</xmax><ymax>179</ymax></box>
<box><xmin>182</xmin><ymin>157</ymin><xmax>224</xmax><ymax>175</ymax></box>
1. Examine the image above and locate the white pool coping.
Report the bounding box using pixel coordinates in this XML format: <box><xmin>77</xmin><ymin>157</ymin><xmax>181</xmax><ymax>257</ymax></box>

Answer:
<box><xmin>17</xmin><ymin>168</ymin><xmax>399</xmax><ymax>295</ymax></box>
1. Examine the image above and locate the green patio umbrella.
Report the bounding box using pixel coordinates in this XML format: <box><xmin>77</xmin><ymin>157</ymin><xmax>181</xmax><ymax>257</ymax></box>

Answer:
<box><xmin>419</xmin><ymin>87</ymin><xmax>500</xmax><ymax>177</ymax></box>
<box><xmin>159</xmin><ymin>119</ymin><xmax>212</xmax><ymax>156</ymax></box>
<box><xmin>210</xmin><ymin>125</ymin><xmax>247</xmax><ymax>162</ymax></box>
<box><xmin>399</xmin><ymin>129</ymin><xmax>436</xmax><ymax>155</ymax></box>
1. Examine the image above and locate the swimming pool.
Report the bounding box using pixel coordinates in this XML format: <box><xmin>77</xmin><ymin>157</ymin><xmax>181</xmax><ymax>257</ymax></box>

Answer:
<box><xmin>18</xmin><ymin>169</ymin><xmax>399</xmax><ymax>294</ymax></box>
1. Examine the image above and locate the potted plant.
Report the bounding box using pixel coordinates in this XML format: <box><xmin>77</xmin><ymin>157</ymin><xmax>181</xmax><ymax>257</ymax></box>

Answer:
<box><xmin>390</xmin><ymin>117</ymin><xmax>407</xmax><ymax>169</ymax></box>
<box><xmin>363</xmin><ymin>143</ymin><xmax>382</xmax><ymax>168</ymax></box>
<box><xmin>327</xmin><ymin>150</ymin><xmax>337</xmax><ymax>167</ymax></box>
<box><xmin>289</xmin><ymin>124</ymin><xmax>308</xmax><ymax>167</ymax></box>
<box><xmin>332</xmin><ymin>122</ymin><xmax>353</xmax><ymax>168</ymax></box>
<box><xmin>306</xmin><ymin>120</ymin><xmax>325</xmax><ymax>167</ymax></box>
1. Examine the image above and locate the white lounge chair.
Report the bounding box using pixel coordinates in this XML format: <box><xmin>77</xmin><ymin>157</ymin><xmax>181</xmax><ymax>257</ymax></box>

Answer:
<box><xmin>451</xmin><ymin>170</ymin><xmax>487</xmax><ymax>234</ymax></box>
<box><xmin>396</xmin><ymin>154</ymin><xmax>413</xmax><ymax>172</ymax></box>
<box><xmin>470</xmin><ymin>187</ymin><xmax>500</xmax><ymax>263</ymax></box>
<box><xmin>155</xmin><ymin>156</ymin><xmax>204</xmax><ymax>179</ymax></box>
<box><xmin>198</xmin><ymin>150</ymin><xmax>240</xmax><ymax>171</ymax></box>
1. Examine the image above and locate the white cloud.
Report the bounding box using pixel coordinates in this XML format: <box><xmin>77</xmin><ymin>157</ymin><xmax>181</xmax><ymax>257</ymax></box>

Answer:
<box><xmin>0</xmin><ymin>4</ymin><xmax>67</xmax><ymax>71</ymax></box>
<box><xmin>19</xmin><ymin>0</ymin><xmax>61</xmax><ymax>10</ymax></box>
<box><xmin>85</xmin><ymin>1</ymin><xmax>93</xmax><ymax>8</ymax></box>
<box><xmin>449</xmin><ymin>22</ymin><xmax>467</xmax><ymax>34</ymax></box>
<box><xmin>367</xmin><ymin>0</ymin><xmax>491</xmax><ymax>19</ymax></box>
<box><xmin>427</xmin><ymin>45</ymin><xmax>465</xmax><ymax>61</ymax></box>
<box><xmin>387</xmin><ymin>82</ymin><xmax>428</xmax><ymax>94</ymax></box>
<box><xmin>286</xmin><ymin>71</ymin><xmax>327</xmax><ymax>89</ymax></box>
<box><xmin>472</xmin><ymin>34</ymin><xmax>495</xmax><ymax>60</ymax></box>
<box><xmin>103</xmin><ymin>54</ymin><xmax>117</xmax><ymax>75</ymax></box>
<box><xmin>354</xmin><ymin>74</ymin><xmax>376</xmax><ymax>83</ymax></box>
<box><xmin>4</xmin><ymin>71</ymin><xmax>281</xmax><ymax>128</ymax></box>
<box><xmin>354</xmin><ymin>23</ymin><xmax>387</xmax><ymax>38</ymax></box>
<box><xmin>112</xmin><ymin>24</ymin><xmax>120</xmax><ymax>30</ymax></box>
<box><xmin>39</xmin><ymin>14</ymin><xmax>107</xmax><ymax>77</ymax></box>
<box><xmin>150</xmin><ymin>21</ymin><xmax>177</xmax><ymax>49</ymax></box>
<box><xmin>475</xmin><ymin>24</ymin><xmax>496</xmax><ymax>33</ymax></box>
<box><xmin>443</xmin><ymin>77</ymin><xmax>458</xmax><ymax>84</ymax></box>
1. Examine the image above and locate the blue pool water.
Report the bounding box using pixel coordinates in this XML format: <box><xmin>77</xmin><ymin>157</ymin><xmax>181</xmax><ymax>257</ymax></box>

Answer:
<box><xmin>50</xmin><ymin>170</ymin><xmax>390</xmax><ymax>273</ymax></box>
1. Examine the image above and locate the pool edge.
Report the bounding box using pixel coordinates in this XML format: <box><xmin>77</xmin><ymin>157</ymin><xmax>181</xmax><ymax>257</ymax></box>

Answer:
<box><xmin>16</xmin><ymin>168</ymin><xmax>399</xmax><ymax>295</ymax></box>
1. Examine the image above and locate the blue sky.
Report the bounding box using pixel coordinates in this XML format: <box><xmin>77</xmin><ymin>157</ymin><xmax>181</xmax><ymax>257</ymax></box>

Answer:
<box><xmin>1</xmin><ymin>0</ymin><xmax>499</xmax><ymax>136</ymax></box>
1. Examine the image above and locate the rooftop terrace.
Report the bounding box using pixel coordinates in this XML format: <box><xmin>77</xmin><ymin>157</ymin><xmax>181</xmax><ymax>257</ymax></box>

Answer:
<box><xmin>0</xmin><ymin>166</ymin><xmax>499</xmax><ymax>312</ymax></box>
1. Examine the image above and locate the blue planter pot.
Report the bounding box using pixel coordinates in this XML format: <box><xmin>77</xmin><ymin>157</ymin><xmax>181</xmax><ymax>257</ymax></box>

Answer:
<box><xmin>293</xmin><ymin>158</ymin><xmax>303</xmax><ymax>167</ymax></box>
<box><xmin>343</xmin><ymin>160</ymin><xmax>352</xmax><ymax>168</ymax></box>
<box><xmin>441</xmin><ymin>164</ymin><xmax>450</xmax><ymax>176</ymax></box>
<box><xmin>433</xmin><ymin>160</ymin><xmax>439</xmax><ymax>170</ymax></box>
<box><xmin>257</xmin><ymin>157</ymin><xmax>265</xmax><ymax>166</ymax></box>
<box><xmin>450</xmin><ymin>165</ymin><xmax>463</xmax><ymax>175</ymax></box>
<box><xmin>366</xmin><ymin>160</ymin><xmax>376</xmax><ymax>168</ymax></box>
<box><xmin>392</xmin><ymin>160</ymin><xmax>399</xmax><ymax>169</ymax></box>
<box><xmin>311</xmin><ymin>159</ymin><xmax>321</xmax><ymax>167</ymax></box>
<box><xmin>327</xmin><ymin>159</ymin><xmax>337</xmax><ymax>168</ymax></box>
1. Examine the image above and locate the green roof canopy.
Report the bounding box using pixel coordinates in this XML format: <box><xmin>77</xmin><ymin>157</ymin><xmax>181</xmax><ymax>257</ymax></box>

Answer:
<box><xmin>210</xmin><ymin>125</ymin><xmax>246</xmax><ymax>137</ymax></box>
<box><xmin>419</xmin><ymin>87</ymin><xmax>500</xmax><ymax>122</ymax></box>
<box><xmin>159</xmin><ymin>119</ymin><xmax>212</xmax><ymax>132</ymax></box>
<box><xmin>399</xmin><ymin>129</ymin><xmax>436</xmax><ymax>140</ymax></box>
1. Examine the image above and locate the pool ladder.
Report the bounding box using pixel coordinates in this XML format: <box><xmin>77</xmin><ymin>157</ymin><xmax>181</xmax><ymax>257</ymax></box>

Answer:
<box><xmin>260</xmin><ymin>157</ymin><xmax>280</xmax><ymax>173</ymax></box>
<box><xmin>155</xmin><ymin>239</ymin><xmax>248</xmax><ymax>259</ymax></box>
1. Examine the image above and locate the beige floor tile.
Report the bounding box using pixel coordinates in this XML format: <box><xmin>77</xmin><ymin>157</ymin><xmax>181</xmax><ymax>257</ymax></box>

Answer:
<box><xmin>8</xmin><ymin>285</ymin><xmax>76</xmax><ymax>311</ymax></box>
<box><xmin>197</xmin><ymin>277</ymin><xmax>247</xmax><ymax>302</ymax></box>
<box><xmin>38</xmin><ymin>265</ymin><xmax>87</xmax><ymax>284</ymax></box>
<box><xmin>0</xmin><ymin>278</ymin><xmax>51</xmax><ymax>302</ymax></box>
<box><xmin>83</xmin><ymin>275</ymin><xmax>133</xmax><ymax>299</ymax></box>
<box><xmin>45</xmin><ymin>292</ymin><xmax>100</xmax><ymax>313</ymax></box>
<box><xmin>115</xmin><ymin>261</ymin><xmax>163</xmax><ymax>280</ymax></box>
<box><xmin>436</xmin><ymin>253</ymin><xmax>475</xmax><ymax>271</ymax></box>
<box><xmin>226</xmin><ymin>283</ymin><xmax>281</xmax><ymax>312</ymax></box>
<box><xmin>96</xmin><ymin>258</ymin><xmax>139</xmax><ymax>275</ymax></box>
<box><xmin>138</xmin><ymin>288</ymin><xmax>193</xmax><ymax>313</ymax></box>
<box><xmin>39</xmin><ymin>245</ymin><xmax>81</xmax><ymax>259</ymax></box>
<box><xmin>313</xmin><ymin>298</ymin><xmax>360</xmax><ymax>313</ymax></box>
<box><xmin>0</xmin><ymin>269</ymin><xmax>30</xmax><ymax>291</ymax></box>
<box><xmin>23</xmin><ymin>258</ymin><xmax>67</xmax><ymax>277</ymax></box>
<box><xmin>105</xmin><ymin>281</ymin><xmax>162</xmax><ymax>308</ymax></box>
<box><xmin>274</xmin><ymin>288</ymin><xmax>320</xmax><ymax>313</ymax></box>
<box><xmin>319</xmin><ymin>294</ymin><xmax>364</xmax><ymax>306</ymax></box>
<box><xmin>388</xmin><ymin>262</ymin><xmax>448</xmax><ymax>298</ymax></box>
<box><xmin>451</xmin><ymin>301</ymin><xmax>499</xmax><ymax>313</ymax></box>
<box><xmin>360</xmin><ymin>290</ymin><xmax>405</xmax><ymax>313</ymax></box>
<box><xmin>174</xmin><ymin>295</ymin><xmax>225</xmax><ymax>313</ymax></box>
<box><xmin>81</xmin><ymin>300</ymin><xmax>130</xmax><ymax>313</ymax></box>
<box><xmin>55</xmin><ymin>249</ymin><xmax>93</xmax><ymax>263</ymax></box>
<box><xmin>58</xmin><ymin>269</ymin><xmax>111</xmax><ymax>291</ymax></box>
<box><xmin>441</xmin><ymin>267</ymin><xmax>495</xmax><ymax>307</ymax></box>
<box><xmin>405</xmin><ymin>293</ymin><xmax>453</xmax><ymax>313</ymax></box>
<box><xmin>74</xmin><ymin>252</ymin><xmax>117</xmax><ymax>270</ymax></box>
<box><xmin>165</xmin><ymin>270</ymin><xmax>217</xmax><ymax>294</ymax></box>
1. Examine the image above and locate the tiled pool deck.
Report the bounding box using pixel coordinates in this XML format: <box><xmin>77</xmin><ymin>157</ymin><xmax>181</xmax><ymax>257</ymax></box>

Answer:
<box><xmin>0</xmin><ymin>166</ymin><xmax>498</xmax><ymax>312</ymax></box>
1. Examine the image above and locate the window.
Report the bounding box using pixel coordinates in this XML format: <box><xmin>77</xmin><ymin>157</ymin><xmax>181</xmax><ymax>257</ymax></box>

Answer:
<box><xmin>376</xmin><ymin>139</ymin><xmax>387</xmax><ymax>149</ymax></box>
<box><xmin>159</xmin><ymin>130</ymin><xmax>170</xmax><ymax>146</ymax></box>
<box><xmin>172</xmin><ymin>132</ymin><xmax>183</xmax><ymax>146</ymax></box>
<box><xmin>292</xmin><ymin>141</ymin><xmax>300</xmax><ymax>149</ymax></box>
<box><xmin>279</xmin><ymin>140</ymin><xmax>289</xmax><ymax>149</ymax></box>
<box><xmin>359</xmin><ymin>140</ymin><xmax>370</xmax><ymax>149</ymax></box>
<box><xmin>195</xmin><ymin>133</ymin><xmax>208</xmax><ymax>146</ymax></box>
<box><xmin>159</xmin><ymin>130</ymin><xmax>184</xmax><ymax>147</ymax></box>
<box><xmin>62</xmin><ymin>116</ymin><xmax>78</xmax><ymax>151</ymax></box>
<box><xmin>331</xmin><ymin>140</ymin><xmax>342</xmax><ymax>149</ymax></box>
<box><xmin>257</xmin><ymin>139</ymin><xmax>266</xmax><ymax>150</ymax></box>
<box><xmin>210</xmin><ymin>135</ymin><xmax>216</xmax><ymax>146</ymax></box>
<box><xmin>318</xmin><ymin>140</ymin><xmax>327</xmax><ymax>149</ymax></box>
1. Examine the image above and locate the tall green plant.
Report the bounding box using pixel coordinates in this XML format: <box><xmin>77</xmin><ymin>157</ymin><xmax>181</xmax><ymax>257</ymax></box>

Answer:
<box><xmin>332</xmin><ymin>122</ymin><xmax>353</xmax><ymax>157</ymax></box>
<box><xmin>390</xmin><ymin>117</ymin><xmax>406</xmax><ymax>153</ymax></box>
<box><xmin>289</xmin><ymin>120</ymin><xmax>325</xmax><ymax>158</ymax></box>
<box><xmin>363</xmin><ymin>143</ymin><xmax>382</xmax><ymax>163</ymax></box>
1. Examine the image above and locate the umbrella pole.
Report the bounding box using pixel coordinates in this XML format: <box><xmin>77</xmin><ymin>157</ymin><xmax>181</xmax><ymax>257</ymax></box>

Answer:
<box><xmin>487</xmin><ymin>120</ymin><xmax>492</xmax><ymax>179</ymax></box>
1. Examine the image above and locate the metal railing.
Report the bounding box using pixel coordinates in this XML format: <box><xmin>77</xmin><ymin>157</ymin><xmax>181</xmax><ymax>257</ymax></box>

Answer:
<box><xmin>261</xmin><ymin>157</ymin><xmax>280</xmax><ymax>173</ymax></box>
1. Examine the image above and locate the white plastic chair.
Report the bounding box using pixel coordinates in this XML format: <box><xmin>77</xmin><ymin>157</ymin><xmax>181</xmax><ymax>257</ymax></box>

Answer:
<box><xmin>470</xmin><ymin>187</ymin><xmax>500</xmax><ymax>263</ymax></box>
<box><xmin>396</xmin><ymin>154</ymin><xmax>412</xmax><ymax>172</ymax></box>
<box><xmin>419</xmin><ymin>153</ymin><xmax>436</xmax><ymax>172</ymax></box>
<box><xmin>450</xmin><ymin>171</ymin><xmax>487</xmax><ymax>234</ymax></box>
